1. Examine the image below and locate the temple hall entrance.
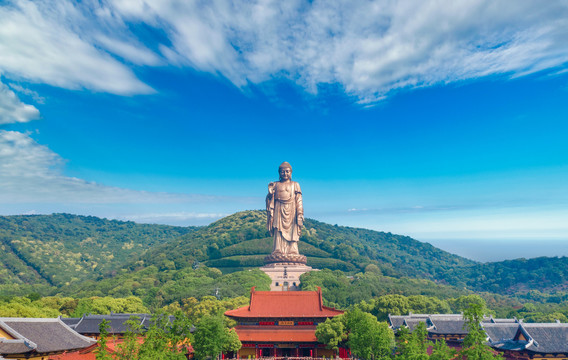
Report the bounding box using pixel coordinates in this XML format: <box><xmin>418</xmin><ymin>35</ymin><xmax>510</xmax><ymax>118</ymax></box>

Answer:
<box><xmin>280</xmin><ymin>348</ymin><xmax>292</xmax><ymax>357</ymax></box>
<box><xmin>301</xmin><ymin>348</ymin><xmax>312</xmax><ymax>357</ymax></box>
<box><xmin>260</xmin><ymin>348</ymin><xmax>272</xmax><ymax>357</ymax></box>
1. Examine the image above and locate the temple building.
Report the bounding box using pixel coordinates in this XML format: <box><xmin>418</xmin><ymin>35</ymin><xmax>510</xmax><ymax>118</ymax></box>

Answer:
<box><xmin>225</xmin><ymin>287</ymin><xmax>344</xmax><ymax>358</ymax></box>
<box><xmin>388</xmin><ymin>313</ymin><xmax>519</xmax><ymax>349</ymax></box>
<box><xmin>52</xmin><ymin>313</ymin><xmax>190</xmax><ymax>360</ymax></box>
<box><xmin>389</xmin><ymin>314</ymin><xmax>468</xmax><ymax>348</ymax></box>
<box><xmin>484</xmin><ymin>322</ymin><xmax>568</xmax><ymax>360</ymax></box>
<box><xmin>0</xmin><ymin>318</ymin><xmax>95</xmax><ymax>360</ymax></box>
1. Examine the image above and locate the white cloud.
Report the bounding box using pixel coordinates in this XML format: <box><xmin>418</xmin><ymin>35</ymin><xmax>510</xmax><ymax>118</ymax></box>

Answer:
<box><xmin>0</xmin><ymin>130</ymin><xmax>223</xmax><ymax>204</ymax></box>
<box><xmin>1</xmin><ymin>0</ymin><xmax>568</xmax><ymax>101</ymax></box>
<box><xmin>110</xmin><ymin>0</ymin><xmax>568</xmax><ymax>102</ymax></box>
<box><xmin>94</xmin><ymin>35</ymin><xmax>161</xmax><ymax>66</ymax></box>
<box><xmin>0</xmin><ymin>81</ymin><xmax>40</xmax><ymax>124</ymax></box>
<box><xmin>0</xmin><ymin>130</ymin><xmax>261</xmax><ymax>225</ymax></box>
<box><xmin>7</xmin><ymin>83</ymin><xmax>45</xmax><ymax>104</ymax></box>
<box><xmin>0</xmin><ymin>0</ymin><xmax>154</xmax><ymax>95</ymax></box>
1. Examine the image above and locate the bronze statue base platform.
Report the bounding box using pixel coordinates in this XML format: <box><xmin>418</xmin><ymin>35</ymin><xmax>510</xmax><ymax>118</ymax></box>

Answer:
<box><xmin>263</xmin><ymin>252</ymin><xmax>307</xmax><ymax>266</ymax></box>
<box><xmin>259</xmin><ymin>262</ymin><xmax>314</xmax><ymax>291</ymax></box>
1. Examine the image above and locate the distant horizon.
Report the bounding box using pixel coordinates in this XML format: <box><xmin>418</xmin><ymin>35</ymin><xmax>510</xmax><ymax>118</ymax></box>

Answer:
<box><xmin>423</xmin><ymin>238</ymin><xmax>568</xmax><ymax>263</ymax></box>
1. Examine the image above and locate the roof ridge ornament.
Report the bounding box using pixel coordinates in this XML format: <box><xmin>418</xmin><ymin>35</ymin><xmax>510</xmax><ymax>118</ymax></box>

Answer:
<box><xmin>248</xmin><ymin>286</ymin><xmax>255</xmax><ymax>311</ymax></box>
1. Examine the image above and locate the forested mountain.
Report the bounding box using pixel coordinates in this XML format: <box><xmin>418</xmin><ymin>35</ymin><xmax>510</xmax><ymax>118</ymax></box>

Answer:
<box><xmin>1</xmin><ymin>211</ymin><xmax>566</xmax><ymax>305</ymax></box>
<box><xmin>134</xmin><ymin>210</ymin><xmax>475</xmax><ymax>279</ymax></box>
<box><xmin>0</xmin><ymin>214</ymin><xmax>195</xmax><ymax>291</ymax></box>
<box><xmin>439</xmin><ymin>256</ymin><xmax>568</xmax><ymax>294</ymax></box>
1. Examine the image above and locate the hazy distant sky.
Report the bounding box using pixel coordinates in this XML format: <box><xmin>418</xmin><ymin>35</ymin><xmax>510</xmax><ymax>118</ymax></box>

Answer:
<box><xmin>1</xmin><ymin>0</ymin><xmax>567</xmax><ymax>258</ymax></box>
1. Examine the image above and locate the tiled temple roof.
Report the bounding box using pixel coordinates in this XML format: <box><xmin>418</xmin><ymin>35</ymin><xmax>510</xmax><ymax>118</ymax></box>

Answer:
<box><xmin>65</xmin><ymin>313</ymin><xmax>154</xmax><ymax>334</ymax></box>
<box><xmin>389</xmin><ymin>313</ymin><xmax>517</xmax><ymax>336</ymax></box>
<box><xmin>225</xmin><ymin>287</ymin><xmax>343</xmax><ymax>319</ymax></box>
<box><xmin>486</xmin><ymin>322</ymin><xmax>568</xmax><ymax>354</ymax></box>
<box><xmin>0</xmin><ymin>318</ymin><xmax>95</xmax><ymax>356</ymax></box>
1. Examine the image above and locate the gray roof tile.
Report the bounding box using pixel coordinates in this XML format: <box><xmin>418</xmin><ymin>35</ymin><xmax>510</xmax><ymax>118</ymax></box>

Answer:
<box><xmin>60</xmin><ymin>317</ymin><xmax>81</xmax><ymax>328</ymax></box>
<box><xmin>523</xmin><ymin>323</ymin><xmax>568</xmax><ymax>354</ymax></box>
<box><xmin>72</xmin><ymin>314</ymin><xmax>151</xmax><ymax>334</ymax></box>
<box><xmin>483</xmin><ymin>323</ymin><xmax>519</xmax><ymax>343</ymax></box>
<box><xmin>389</xmin><ymin>314</ymin><xmax>429</xmax><ymax>330</ymax></box>
<box><xmin>429</xmin><ymin>319</ymin><xmax>468</xmax><ymax>335</ymax></box>
<box><xmin>487</xmin><ymin>322</ymin><xmax>568</xmax><ymax>354</ymax></box>
<box><xmin>0</xmin><ymin>318</ymin><xmax>95</xmax><ymax>354</ymax></box>
<box><xmin>388</xmin><ymin>315</ymin><xmax>406</xmax><ymax>329</ymax></box>
<box><xmin>0</xmin><ymin>339</ymin><xmax>35</xmax><ymax>355</ymax></box>
<box><xmin>403</xmin><ymin>319</ymin><xmax>427</xmax><ymax>331</ymax></box>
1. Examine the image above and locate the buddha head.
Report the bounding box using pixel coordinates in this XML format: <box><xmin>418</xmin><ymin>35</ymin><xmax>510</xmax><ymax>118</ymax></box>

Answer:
<box><xmin>278</xmin><ymin>162</ymin><xmax>292</xmax><ymax>181</ymax></box>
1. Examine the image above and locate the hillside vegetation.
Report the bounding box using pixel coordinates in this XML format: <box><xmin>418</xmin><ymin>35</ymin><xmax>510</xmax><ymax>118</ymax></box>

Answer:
<box><xmin>1</xmin><ymin>211</ymin><xmax>567</xmax><ymax>307</ymax></box>
<box><xmin>65</xmin><ymin>266</ymin><xmax>272</xmax><ymax>309</ymax></box>
<box><xmin>135</xmin><ymin>210</ymin><xmax>474</xmax><ymax>278</ymax></box>
<box><xmin>443</xmin><ymin>256</ymin><xmax>568</xmax><ymax>294</ymax></box>
<box><xmin>0</xmin><ymin>214</ymin><xmax>195</xmax><ymax>290</ymax></box>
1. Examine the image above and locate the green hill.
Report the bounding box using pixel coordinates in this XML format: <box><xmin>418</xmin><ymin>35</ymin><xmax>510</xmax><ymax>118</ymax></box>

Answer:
<box><xmin>134</xmin><ymin>210</ymin><xmax>474</xmax><ymax>278</ymax></box>
<box><xmin>0</xmin><ymin>214</ymin><xmax>195</xmax><ymax>291</ymax></box>
<box><xmin>439</xmin><ymin>256</ymin><xmax>568</xmax><ymax>294</ymax></box>
<box><xmin>1</xmin><ymin>211</ymin><xmax>566</xmax><ymax>305</ymax></box>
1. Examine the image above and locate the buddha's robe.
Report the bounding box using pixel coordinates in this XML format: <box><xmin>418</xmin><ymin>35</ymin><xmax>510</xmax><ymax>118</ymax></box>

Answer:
<box><xmin>266</xmin><ymin>181</ymin><xmax>303</xmax><ymax>254</ymax></box>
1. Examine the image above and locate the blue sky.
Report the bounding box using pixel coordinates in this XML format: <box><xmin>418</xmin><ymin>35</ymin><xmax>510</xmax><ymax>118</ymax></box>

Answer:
<box><xmin>1</xmin><ymin>0</ymin><xmax>567</xmax><ymax>261</ymax></box>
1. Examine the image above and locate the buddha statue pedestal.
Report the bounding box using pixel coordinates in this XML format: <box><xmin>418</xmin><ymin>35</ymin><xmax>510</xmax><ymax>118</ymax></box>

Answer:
<box><xmin>260</xmin><ymin>260</ymin><xmax>313</xmax><ymax>291</ymax></box>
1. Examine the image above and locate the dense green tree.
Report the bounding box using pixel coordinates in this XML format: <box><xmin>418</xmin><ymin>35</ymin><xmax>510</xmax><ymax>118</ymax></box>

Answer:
<box><xmin>72</xmin><ymin>296</ymin><xmax>148</xmax><ymax>317</ymax></box>
<box><xmin>38</xmin><ymin>296</ymin><xmax>79</xmax><ymax>316</ymax></box>
<box><xmin>0</xmin><ymin>296</ymin><xmax>60</xmax><ymax>317</ymax></box>
<box><xmin>365</xmin><ymin>264</ymin><xmax>382</xmax><ymax>275</ymax></box>
<box><xmin>95</xmin><ymin>320</ymin><xmax>113</xmax><ymax>360</ymax></box>
<box><xmin>223</xmin><ymin>328</ymin><xmax>242</xmax><ymax>354</ymax></box>
<box><xmin>429</xmin><ymin>339</ymin><xmax>457</xmax><ymax>360</ymax></box>
<box><xmin>370</xmin><ymin>295</ymin><xmax>411</xmax><ymax>321</ymax></box>
<box><xmin>450</xmin><ymin>295</ymin><xmax>486</xmax><ymax>314</ymax></box>
<box><xmin>137</xmin><ymin>312</ymin><xmax>191</xmax><ymax>360</ymax></box>
<box><xmin>181</xmin><ymin>295</ymin><xmax>249</xmax><ymax>325</ymax></box>
<box><xmin>407</xmin><ymin>295</ymin><xmax>451</xmax><ymax>315</ymax></box>
<box><xmin>114</xmin><ymin>317</ymin><xmax>142</xmax><ymax>360</ymax></box>
<box><xmin>345</xmin><ymin>308</ymin><xmax>394</xmax><ymax>360</ymax></box>
<box><xmin>315</xmin><ymin>315</ymin><xmax>348</xmax><ymax>351</ymax></box>
<box><xmin>302</xmin><ymin>270</ymin><xmax>468</xmax><ymax>310</ymax></box>
<box><xmin>525</xmin><ymin>312</ymin><xmax>568</xmax><ymax>323</ymax></box>
<box><xmin>460</xmin><ymin>301</ymin><xmax>502</xmax><ymax>360</ymax></box>
<box><xmin>192</xmin><ymin>314</ymin><xmax>229</xmax><ymax>360</ymax></box>
<box><xmin>396</xmin><ymin>322</ymin><xmax>430</xmax><ymax>360</ymax></box>
<box><xmin>333</xmin><ymin>244</ymin><xmax>359</xmax><ymax>261</ymax></box>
